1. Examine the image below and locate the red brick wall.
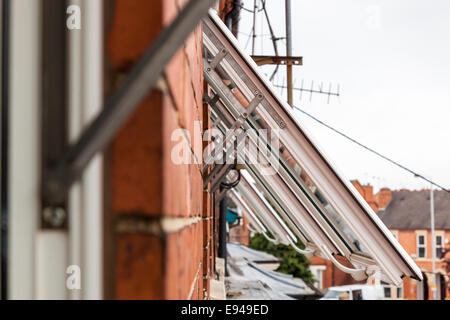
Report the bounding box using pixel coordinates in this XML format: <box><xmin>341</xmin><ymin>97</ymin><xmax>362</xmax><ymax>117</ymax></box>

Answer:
<box><xmin>229</xmin><ymin>215</ymin><xmax>250</xmax><ymax>246</ymax></box>
<box><xmin>106</xmin><ymin>0</ymin><xmax>214</xmax><ymax>300</ymax></box>
<box><xmin>397</xmin><ymin>229</ymin><xmax>449</xmax><ymax>300</ymax></box>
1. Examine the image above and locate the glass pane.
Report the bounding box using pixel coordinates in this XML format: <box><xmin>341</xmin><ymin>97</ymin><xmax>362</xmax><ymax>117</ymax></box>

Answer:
<box><xmin>418</xmin><ymin>235</ymin><xmax>425</xmax><ymax>245</ymax></box>
<box><xmin>436</xmin><ymin>236</ymin><xmax>442</xmax><ymax>245</ymax></box>
<box><xmin>436</xmin><ymin>248</ymin><xmax>443</xmax><ymax>259</ymax></box>
<box><xmin>418</xmin><ymin>247</ymin><xmax>426</xmax><ymax>258</ymax></box>
<box><xmin>247</xmin><ymin>114</ymin><xmax>368</xmax><ymax>255</ymax></box>
<box><xmin>396</xmin><ymin>286</ymin><xmax>403</xmax><ymax>299</ymax></box>
<box><xmin>352</xmin><ymin>290</ymin><xmax>363</xmax><ymax>300</ymax></box>
<box><xmin>323</xmin><ymin>290</ymin><xmax>342</xmax><ymax>299</ymax></box>
<box><xmin>384</xmin><ymin>287</ymin><xmax>391</xmax><ymax>298</ymax></box>
<box><xmin>320</xmin><ymin>200</ymin><xmax>367</xmax><ymax>254</ymax></box>
<box><xmin>243</xmin><ymin>167</ymin><xmax>311</xmax><ymax>243</ymax></box>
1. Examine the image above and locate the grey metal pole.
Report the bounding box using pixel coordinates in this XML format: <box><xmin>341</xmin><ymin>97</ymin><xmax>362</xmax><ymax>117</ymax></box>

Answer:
<box><xmin>252</xmin><ymin>0</ymin><xmax>258</xmax><ymax>55</ymax></box>
<box><xmin>285</xmin><ymin>0</ymin><xmax>293</xmax><ymax>106</ymax></box>
<box><xmin>430</xmin><ymin>183</ymin><xmax>436</xmax><ymax>300</ymax></box>
<box><xmin>285</xmin><ymin>0</ymin><xmax>292</xmax><ymax>57</ymax></box>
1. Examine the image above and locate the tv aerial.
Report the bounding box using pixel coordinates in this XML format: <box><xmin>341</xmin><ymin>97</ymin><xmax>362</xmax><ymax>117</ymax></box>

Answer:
<box><xmin>274</xmin><ymin>78</ymin><xmax>340</xmax><ymax>104</ymax></box>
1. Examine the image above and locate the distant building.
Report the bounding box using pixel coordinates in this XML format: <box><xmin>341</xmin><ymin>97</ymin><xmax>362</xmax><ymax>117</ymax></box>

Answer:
<box><xmin>311</xmin><ymin>181</ymin><xmax>449</xmax><ymax>299</ymax></box>
<box><xmin>229</xmin><ymin>210</ymin><xmax>250</xmax><ymax>247</ymax></box>
<box><xmin>376</xmin><ymin>186</ymin><xmax>449</xmax><ymax>300</ymax></box>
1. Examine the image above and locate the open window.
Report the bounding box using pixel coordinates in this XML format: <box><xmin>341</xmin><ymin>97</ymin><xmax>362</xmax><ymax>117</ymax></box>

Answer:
<box><xmin>202</xmin><ymin>9</ymin><xmax>422</xmax><ymax>285</ymax></box>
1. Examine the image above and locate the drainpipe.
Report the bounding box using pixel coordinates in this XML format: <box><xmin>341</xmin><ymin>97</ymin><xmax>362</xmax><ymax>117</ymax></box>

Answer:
<box><xmin>218</xmin><ymin>193</ymin><xmax>228</xmax><ymax>276</ymax></box>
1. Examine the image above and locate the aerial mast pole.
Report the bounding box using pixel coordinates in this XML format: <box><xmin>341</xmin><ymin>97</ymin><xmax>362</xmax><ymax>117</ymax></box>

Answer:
<box><xmin>285</xmin><ymin>0</ymin><xmax>293</xmax><ymax>107</ymax></box>
<box><xmin>252</xmin><ymin>0</ymin><xmax>258</xmax><ymax>55</ymax></box>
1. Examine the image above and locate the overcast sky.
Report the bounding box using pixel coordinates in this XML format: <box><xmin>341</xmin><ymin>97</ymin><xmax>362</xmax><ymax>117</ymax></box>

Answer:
<box><xmin>237</xmin><ymin>0</ymin><xmax>450</xmax><ymax>192</ymax></box>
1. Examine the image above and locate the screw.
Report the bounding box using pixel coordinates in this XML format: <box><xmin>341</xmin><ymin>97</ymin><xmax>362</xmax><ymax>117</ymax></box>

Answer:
<box><xmin>42</xmin><ymin>207</ymin><xmax>67</xmax><ymax>228</ymax></box>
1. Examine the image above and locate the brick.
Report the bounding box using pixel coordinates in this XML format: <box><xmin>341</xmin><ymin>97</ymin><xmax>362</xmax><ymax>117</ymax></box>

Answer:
<box><xmin>166</xmin><ymin>48</ymin><xmax>186</xmax><ymax>113</ymax></box>
<box><xmin>112</xmin><ymin>92</ymin><xmax>163</xmax><ymax>215</ymax></box>
<box><xmin>162</xmin><ymin>0</ymin><xmax>179</xmax><ymax>26</ymax></box>
<box><xmin>107</xmin><ymin>0</ymin><xmax>163</xmax><ymax>71</ymax></box>
<box><xmin>115</xmin><ymin>234</ymin><xmax>164</xmax><ymax>299</ymax></box>
<box><xmin>162</xmin><ymin>97</ymin><xmax>203</xmax><ymax>218</ymax></box>
<box><xmin>165</xmin><ymin>222</ymin><xmax>203</xmax><ymax>299</ymax></box>
<box><xmin>162</xmin><ymin>98</ymin><xmax>191</xmax><ymax>218</ymax></box>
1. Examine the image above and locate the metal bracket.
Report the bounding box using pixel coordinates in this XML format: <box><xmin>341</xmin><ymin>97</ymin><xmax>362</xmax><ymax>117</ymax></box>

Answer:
<box><xmin>202</xmin><ymin>59</ymin><xmax>265</xmax><ymax>195</ymax></box>
<box><xmin>202</xmin><ymin>124</ymin><xmax>244</xmax><ymax>195</ymax></box>
<box><xmin>202</xmin><ymin>126</ymin><xmax>242</xmax><ymax>173</ymax></box>
<box><xmin>209</xmin><ymin>48</ymin><xmax>228</xmax><ymax>69</ymax></box>
<box><xmin>209</xmin><ymin>162</ymin><xmax>235</xmax><ymax>193</ymax></box>
<box><xmin>251</xmin><ymin>55</ymin><xmax>303</xmax><ymax>66</ymax></box>
<box><xmin>202</xmin><ymin>64</ymin><xmax>264</xmax><ymax>172</ymax></box>
<box><xmin>41</xmin><ymin>0</ymin><xmax>69</xmax><ymax>229</ymax></box>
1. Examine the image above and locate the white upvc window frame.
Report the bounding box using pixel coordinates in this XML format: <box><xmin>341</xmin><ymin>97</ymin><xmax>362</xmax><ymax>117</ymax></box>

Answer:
<box><xmin>230</xmin><ymin>172</ymin><xmax>318</xmax><ymax>257</ymax></box>
<box><xmin>416</xmin><ymin>231</ymin><xmax>427</xmax><ymax>259</ymax></box>
<box><xmin>234</xmin><ymin>173</ymin><xmax>295</xmax><ymax>246</ymax></box>
<box><xmin>435</xmin><ymin>232</ymin><xmax>444</xmax><ymax>259</ymax></box>
<box><xmin>211</xmin><ymin>107</ymin><xmax>372</xmax><ymax>279</ymax></box>
<box><xmin>309</xmin><ymin>265</ymin><xmax>326</xmax><ymax>290</ymax></box>
<box><xmin>396</xmin><ymin>283</ymin><xmax>403</xmax><ymax>299</ymax></box>
<box><xmin>209</xmin><ymin>112</ymin><xmax>340</xmax><ymax>257</ymax></box>
<box><xmin>382</xmin><ymin>282</ymin><xmax>392</xmax><ymax>299</ymax></box>
<box><xmin>208</xmin><ymin>89</ymin><xmax>358</xmax><ymax>258</ymax></box>
<box><xmin>381</xmin><ymin>280</ymin><xmax>403</xmax><ymax>300</ymax></box>
<box><xmin>203</xmin><ymin>10</ymin><xmax>422</xmax><ymax>285</ymax></box>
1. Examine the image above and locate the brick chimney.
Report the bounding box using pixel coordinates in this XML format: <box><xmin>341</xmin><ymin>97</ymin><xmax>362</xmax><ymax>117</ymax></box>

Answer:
<box><xmin>351</xmin><ymin>180</ymin><xmax>378</xmax><ymax>212</ymax></box>
<box><xmin>374</xmin><ymin>188</ymin><xmax>392</xmax><ymax>210</ymax></box>
<box><xmin>351</xmin><ymin>180</ymin><xmax>364</xmax><ymax>196</ymax></box>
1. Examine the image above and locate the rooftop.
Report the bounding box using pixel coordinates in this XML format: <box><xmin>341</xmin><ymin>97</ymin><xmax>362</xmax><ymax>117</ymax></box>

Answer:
<box><xmin>380</xmin><ymin>190</ymin><xmax>450</xmax><ymax>229</ymax></box>
<box><xmin>226</xmin><ymin>243</ymin><xmax>318</xmax><ymax>300</ymax></box>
